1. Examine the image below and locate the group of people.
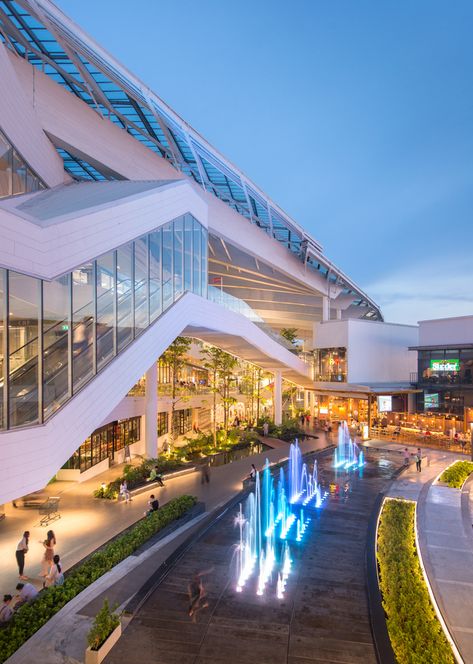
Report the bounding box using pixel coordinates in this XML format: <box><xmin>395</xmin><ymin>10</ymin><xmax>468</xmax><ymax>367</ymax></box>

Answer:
<box><xmin>15</xmin><ymin>529</ymin><xmax>63</xmax><ymax>587</ymax></box>
<box><xmin>2</xmin><ymin>529</ymin><xmax>64</xmax><ymax>626</ymax></box>
<box><xmin>403</xmin><ymin>447</ymin><xmax>423</xmax><ymax>472</ymax></box>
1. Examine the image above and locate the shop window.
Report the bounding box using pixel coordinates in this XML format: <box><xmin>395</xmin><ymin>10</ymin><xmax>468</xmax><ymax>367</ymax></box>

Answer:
<box><xmin>158</xmin><ymin>412</ymin><xmax>168</xmax><ymax>437</ymax></box>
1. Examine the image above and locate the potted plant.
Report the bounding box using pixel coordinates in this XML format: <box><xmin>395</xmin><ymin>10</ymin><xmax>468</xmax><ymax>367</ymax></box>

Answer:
<box><xmin>85</xmin><ymin>599</ymin><xmax>121</xmax><ymax>664</ymax></box>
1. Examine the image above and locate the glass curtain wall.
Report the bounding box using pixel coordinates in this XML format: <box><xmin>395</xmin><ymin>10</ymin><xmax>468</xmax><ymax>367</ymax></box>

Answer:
<box><xmin>0</xmin><ymin>214</ymin><xmax>208</xmax><ymax>430</ymax></box>
<box><xmin>0</xmin><ymin>129</ymin><xmax>45</xmax><ymax>199</ymax></box>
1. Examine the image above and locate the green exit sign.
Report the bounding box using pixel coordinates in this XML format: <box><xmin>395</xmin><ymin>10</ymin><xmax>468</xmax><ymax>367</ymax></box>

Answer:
<box><xmin>430</xmin><ymin>359</ymin><xmax>460</xmax><ymax>372</ymax></box>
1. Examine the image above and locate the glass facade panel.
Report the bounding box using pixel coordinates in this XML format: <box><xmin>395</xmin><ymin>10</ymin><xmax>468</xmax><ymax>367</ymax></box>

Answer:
<box><xmin>149</xmin><ymin>229</ymin><xmax>162</xmax><ymax>321</ymax></box>
<box><xmin>0</xmin><ymin>132</ymin><xmax>12</xmax><ymax>198</ymax></box>
<box><xmin>0</xmin><ymin>270</ymin><xmax>4</xmax><ymax>429</ymax></box>
<box><xmin>8</xmin><ymin>271</ymin><xmax>40</xmax><ymax>427</ymax></box>
<box><xmin>158</xmin><ymin>411</ymin><xmax>168</xmax><ymax>437</ymax></box>
<box><xmin>0</xmin><ymin>215</ymin><xmax>207</xmax><ymax>430</ymax></box>
<box><xmin>201</xmin><ymin>226</ymin><xmax>208</xmax><ymax>297</ymax></box>
<box><xmin>12</xmin><ymin>151</ymin><xmax>27</xmax><ymax>196</ymax></box>
<box><xmin>62</xmin><ymin>416</ymin><xmax>141</xmax><ymax>472</ymax></box>
<box><xmin>116</xmin><ymin>244</ymin><xmax>133</xmax><ymax>351</ymax></box>
<box><xmin>134</xmin><ymin>236</ymin><xmax>149</xmax><ymax>336</ymax></box>
<box><xmin>173</xmin><ymin>217</ymin><xmax>184</xmax><ymax>298</ymax></box>
<box><xmin>42</xmin><ymin>275</ymin><xmax>70</xmax><ymax>419</ymax></box>
<box><xmin>0</xmin><ymin>130</ymin><xmax>45</xmax><ymax>199</ymax></box>
<box><xmin>162</xmin><ymin>222</ymin><xmax>173</xmax><ymax>309</ymax></box>
<box><xmin>184</xmin><ymin>215</ymin><xmax>193</xmax><ymax>292</ymax></box>
<box><xmin>96</xmin><ymin>252</ymin><xmax>116</xmax><ymax>370</ymax></box>
<box><xmin>193</xmin><ymin>218</ymin><xmax>201</xmax><ymax>296</ymax></box>
<box><xmin>72</xmin><ymin>263</ymin><xmax>95</xmax><ymax>391</ymax></box>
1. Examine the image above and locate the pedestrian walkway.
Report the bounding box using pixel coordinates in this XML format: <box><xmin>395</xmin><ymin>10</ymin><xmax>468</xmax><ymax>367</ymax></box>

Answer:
<box><xmin>0</xmin><ymin>434</ymin><xmax>325</xmax><ymax>598</ymax></box>
<box><xmin>379</xmin><ymin>440</ymin><xmax>473</xmax><ymax>663</ymax></box>
<box><xmin>2</xmin><ymin>434</ymin><xmax>326</xmax><ymax>664</ymax></box>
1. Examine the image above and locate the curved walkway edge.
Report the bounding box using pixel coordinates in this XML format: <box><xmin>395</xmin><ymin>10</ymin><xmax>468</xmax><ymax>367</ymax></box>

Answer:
<box><xmin>417</xmin><ymin>472</ymin><xmax>473</xmax><ymax>664</ymax></box>
<box><xmin>382</xmin><ymin>443</ymin><xmax>470</xmax><ymax>664</ymax></box>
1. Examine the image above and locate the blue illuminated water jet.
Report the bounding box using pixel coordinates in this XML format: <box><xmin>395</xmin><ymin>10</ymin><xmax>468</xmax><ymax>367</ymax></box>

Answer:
<box><xmin>333</xmin><ymin>421</ymin><xmax>365</xmax><ymax>470</ymax></box>
<box><xmin>234</xmin><ymin>440</ymin><xmax>326</xmax><ymax>598</ymax></box>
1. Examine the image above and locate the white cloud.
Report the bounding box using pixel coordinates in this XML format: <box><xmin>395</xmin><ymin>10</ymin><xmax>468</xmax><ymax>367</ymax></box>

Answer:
<box><xmin>364</xmin><ymin>257</ymin><xmax>473</xmax><ymax>325</ymax></box>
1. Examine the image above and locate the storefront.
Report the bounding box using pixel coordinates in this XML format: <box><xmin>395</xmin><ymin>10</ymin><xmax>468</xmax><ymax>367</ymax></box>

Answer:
<box><xmin>60</xmin><ymin>416</ymin><xmax>141</xmax><ymax>477</ymax></box>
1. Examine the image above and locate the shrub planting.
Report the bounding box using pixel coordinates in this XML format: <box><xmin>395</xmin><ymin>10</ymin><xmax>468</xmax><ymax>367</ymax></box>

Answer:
<box><xmin>87</xmin><ymin>599</ymin><xmax>120</xmax><ymax>651</ymax></box>
<box><xmin>377</xmin><ymin>498</ymin><xmax>454</xmax><ymax>663</ymax></box>
<box><xmin>0</xmin><ymin>495</ymin><xmax>196</xmax><ymax>663</ymax></box>
<box><xmin>439</xmin><ymin>461</ymin><xmax>473</xmax><ymax>489</ymax></box>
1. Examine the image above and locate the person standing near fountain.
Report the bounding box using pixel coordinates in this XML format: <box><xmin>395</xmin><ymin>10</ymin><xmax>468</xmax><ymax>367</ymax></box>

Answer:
<box><xmin>415</xmin><ymin>448</ymin><xmax>422</xmax><ymax>472</ymax></box>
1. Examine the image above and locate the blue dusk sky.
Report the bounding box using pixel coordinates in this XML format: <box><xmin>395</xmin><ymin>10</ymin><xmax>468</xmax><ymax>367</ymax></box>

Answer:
<box><xmin>59</xmin><ymin>0</ymin><xmax>473</xmax><ymax>325</ymax></box>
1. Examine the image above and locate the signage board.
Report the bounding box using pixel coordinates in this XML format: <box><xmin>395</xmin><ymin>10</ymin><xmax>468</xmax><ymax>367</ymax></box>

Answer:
<box><xmin>377</xmin><ymin>395</ymin><xmax>392</xmax><ymax>412</ymax></box>
<box><xmin>424</xmin><ymin>393</ymin><xmax>439</xmax><ymax>410</ymax></box>
<box><xmin>430</xmin><ymin>359</ymin><xmax>460</xmax><ymax>372</ymax></box>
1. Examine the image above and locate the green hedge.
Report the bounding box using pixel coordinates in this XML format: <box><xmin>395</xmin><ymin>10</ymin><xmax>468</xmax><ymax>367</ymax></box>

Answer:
<box><xmin>0</xmin><ymin>495</ymin><xmax>196</xmax><ymax>663</ymax></box>
<box><xmin>439</xmin><ymin>461</ymin><xmax>473</xmax><ymax>489</ymax></box>
<box><xmin>377</xmin><ymin>498</ymin><xmax>454</xmax><ymax>664</ymax></box>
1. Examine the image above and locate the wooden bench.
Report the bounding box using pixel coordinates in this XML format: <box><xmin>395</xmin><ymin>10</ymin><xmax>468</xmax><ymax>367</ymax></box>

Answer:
<box><xmin>39</xmin><ymin>497</ymin><xmax>61</xmax><ymax>526</ymax></box>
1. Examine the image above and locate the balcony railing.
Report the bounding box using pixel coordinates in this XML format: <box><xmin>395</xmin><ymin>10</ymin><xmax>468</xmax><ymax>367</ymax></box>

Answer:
<box><xmin>315</xmin><ymin>373</ymin><xmax>347</xmax><ymax>383</ymax></box>
<box><xmin>207</xmin><ymin>286</ymin><xmax>294</xmax><ymax>351</ymax></box>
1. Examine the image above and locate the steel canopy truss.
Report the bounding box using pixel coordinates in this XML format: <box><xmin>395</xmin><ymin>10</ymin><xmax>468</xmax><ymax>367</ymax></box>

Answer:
<box><xmin>0</xmin><ymin>0</ymin><xmax>382</xmax><ymax>320</ymax></box>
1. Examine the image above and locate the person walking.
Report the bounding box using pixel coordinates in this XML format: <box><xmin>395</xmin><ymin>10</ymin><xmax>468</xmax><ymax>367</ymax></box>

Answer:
<box><xmin>263</xmin><ymin>421</ymin><xmax>269</xmax><ymax>437</ymax></box>
<box><xmin>40</xmin><ymin>530</ymin><xmax>56</xmax><ymax>579</ymax></box>
<box><xmin>201</xmin><ymin>461</ymin><xmax>210</xmax><ymax>484</ymax></box>
<box><xmin>188</xmin><ymin>567</ymin><xmax>213</xmax><ymax>622</ymax></box>
<box><xmin>119</xmin><ymin>480</ymin><xmax>131</xmax><ymax>503</ymax></box>
<box><xmin>16</xmin><ymin>531</ymin><xmax>30</xmax><ymax>580</ymax></box>
<box><xmin>415</xmin><ymin>448</ymin><xmax>422</xmax><ymax>472</ymax></box>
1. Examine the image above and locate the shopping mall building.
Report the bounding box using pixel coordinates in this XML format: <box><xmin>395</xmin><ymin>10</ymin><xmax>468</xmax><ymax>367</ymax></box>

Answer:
<box><xmin>0</xmin><ymin>0</ymin><xmax>470</xmax><ymax>508</ymax></box>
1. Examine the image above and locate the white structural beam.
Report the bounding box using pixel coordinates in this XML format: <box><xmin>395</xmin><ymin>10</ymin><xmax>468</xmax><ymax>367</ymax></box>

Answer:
<box><xmin>0</xmin><ymin>42</ymin><xmax>67</xmax><ymax>187</ymax></box>
<box><xmin>274</xmin><ymin>370</ymin><xmax>283</xmax><ymax>426</ymax></box>
<box><xmin>322</xmin><ymin>296</ymin><xmax>330</xmax><ymax>322</ymax></box>
<box><xmin>144</xmin><ymin>363</ymin><xmax>158</xmax><ymax>458</ymax></box>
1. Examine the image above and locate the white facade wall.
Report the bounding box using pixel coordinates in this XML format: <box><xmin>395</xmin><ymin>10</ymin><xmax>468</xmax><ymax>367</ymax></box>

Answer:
<box><xmin>0</xmin><ymin>181</ymin><xmax>206</xmax><ymax>279</ymax></box>
<box><xmin>418</xmin><ymin>316</ymin><xmax>473</xmax><ymax>346</ymax></box>
<box><xmin>314</xmin><ymin>319</ymin><xmax>418</xmax><ymax>384</ymax></box>
<box><xmin>0</xmin><ymin>43</ymin><xmax>67</xmax><ymax>187</ymax></box>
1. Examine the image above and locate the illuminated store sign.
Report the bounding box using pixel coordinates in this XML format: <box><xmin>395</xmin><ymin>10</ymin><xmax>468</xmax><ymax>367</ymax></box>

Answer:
<box><xmin>430</xmin><ymin>359</ymin><xmax>460</xmax><ymax>372</ymax></box>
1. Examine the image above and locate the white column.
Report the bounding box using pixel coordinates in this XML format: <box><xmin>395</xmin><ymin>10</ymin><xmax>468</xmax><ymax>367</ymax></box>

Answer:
<box><xmin>336</xmin><ymin>308</ymin><xmax>342</xmax><ymax>320</ymax></box>
<box><xmin>145</xmin><ymin>363</ymin><xmax>158</xmax><ymax>458</ymax></box>
<box><xmin>309</xmin><ymin>391</ymin><xmax>316</xmax><ymax>418</ymax></box>
<box><xmin>322</xmin><ymin>295</ymin><xmax>330</xmax><ymax>322</ymax></box>
<box><xmin>304</xmin><ymin>390</ymin><xmax>309</xmax><ymax>411</ymax></box>
<box><xmin>274</xmin><ymin>370</ymin><xmax>283</xmax><ymax>425</ymax></box>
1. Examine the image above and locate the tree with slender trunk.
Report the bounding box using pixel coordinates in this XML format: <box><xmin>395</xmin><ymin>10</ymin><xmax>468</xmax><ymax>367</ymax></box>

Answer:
<box><xmin>202</xmin><ymin>346</ymin><xmax>238</xmax><ymax>446</ymax></box>
<box><xmin>159</xmin><ymin>336</ymin><xmax>192</xmax><ymax>449</ymax></box>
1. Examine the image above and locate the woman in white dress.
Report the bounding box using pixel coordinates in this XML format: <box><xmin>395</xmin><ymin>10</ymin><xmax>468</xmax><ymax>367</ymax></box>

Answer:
<box><xmin>45</xmin><ymin>555</ymin><xmax>64</xmax><ymax>587</ymax></box>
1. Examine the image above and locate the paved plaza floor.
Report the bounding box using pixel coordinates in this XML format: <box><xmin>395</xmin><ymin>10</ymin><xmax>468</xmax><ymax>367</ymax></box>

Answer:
<box><xmin>104</xmin><ymin>449</ymin><xmax>403</xmax><ymax>664</ymax></box>
<box><xmin>0</xmin><ymin>433</ymin><xmax>324</xmax><ymax>596</ymax></box>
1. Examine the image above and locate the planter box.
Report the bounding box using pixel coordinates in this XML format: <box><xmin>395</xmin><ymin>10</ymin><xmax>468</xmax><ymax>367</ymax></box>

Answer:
<box><xmin>85</xmin><ymin>623</ymin><xmax>121</xmax><ymax>664</ymax></box>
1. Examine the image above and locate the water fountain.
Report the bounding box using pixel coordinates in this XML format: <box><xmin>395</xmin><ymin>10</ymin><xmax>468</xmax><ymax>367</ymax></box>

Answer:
<box><xmin>234</xmin><ymin>440</ymin><xmax>327</xmax><ymax>598</ymax></box>
<box><xmin>333</xmin><ymin>421</ymin><xmax>365</xmax><ymax>470</ymax></box>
